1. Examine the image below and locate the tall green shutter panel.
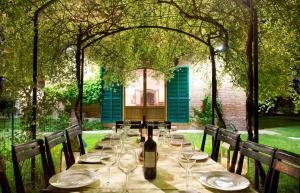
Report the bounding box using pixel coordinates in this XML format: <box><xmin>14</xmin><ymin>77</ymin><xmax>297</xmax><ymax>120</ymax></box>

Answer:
<box><xmin>167</xmin><ymin>66</ymin><xmax>189</xmax><ymax>123</ymax></box>
<box><xmin>100</xmin><ymin>68</ymin><xmax>123</xmax><ymax>123</ymax></box>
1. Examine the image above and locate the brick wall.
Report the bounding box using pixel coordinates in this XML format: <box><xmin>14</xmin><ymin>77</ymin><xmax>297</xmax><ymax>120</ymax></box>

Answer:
<box><xmin>181</xmin><ymin>61</ymin><xmax>247</xmax><ymax>130</ymax></box>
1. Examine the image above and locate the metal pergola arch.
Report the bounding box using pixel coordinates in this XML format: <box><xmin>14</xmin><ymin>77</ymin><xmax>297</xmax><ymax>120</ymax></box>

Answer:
<box><xmin>31</xmin><ymin>0</ymin><xmax>258</xmax><ymax>143</ymax></box>
<box><xmin>79</xmin><ymin>25</ymin><xmax>217</xmax><ymax>124</ymax></box>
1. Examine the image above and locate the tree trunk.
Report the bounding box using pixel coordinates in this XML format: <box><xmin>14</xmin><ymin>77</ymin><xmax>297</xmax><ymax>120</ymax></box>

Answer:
<box><xmin>80</xmin><ymin>49</ymin><xmax>84</xmax><ymax>123</ymax></box>
<box><xmin>247</xmin><ymin>1</ymin><xmax>265</xmax><ymax>190</ymax></box>
<box><xmin>209</xmin><ymin>46</ymin><xmax>226</xmax><ymax>128</ymax></box>
<box><xmin>253</xmin><ymin>8</ymin><xmax>259</xmax><ymax>143</ymax></box>
<box><xmin>75</xmin><ymin>28</ymin><xmax>83</xmax><ymax>125</ymax></box>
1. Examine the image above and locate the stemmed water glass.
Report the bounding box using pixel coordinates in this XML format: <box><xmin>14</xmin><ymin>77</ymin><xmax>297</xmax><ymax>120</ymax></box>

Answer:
<box><xmin>110</xmin><ymin>133</ymin><xmax>123</xmax><ymax>158</ymax></box>
<box><xmin>118</xmin><ymin>149</ymin><xmax>138</xmax><ymax>193</ymax></box>
<box><xmin>98</xmin><ymin>133</ymin><xmax>122</xmax><ymax>187</ymax></box>
<box><xmin>101</xmin><ymin>151</ymin><xmax>118</xmax><ymax>187</ymax></box>
<box><xmin>123</xmin><ymin>120</ymin><xmax>131</xmax><ymax>133</ymax></box>
<box><xmin>118</xmin><ymin>128</ymin><xmax>128</xmax><ymax>143</ymax></box>
<box><xmin>178</xmin><ymin>144</ymin><xmax>196</xmax><ymax>191</ymax></box>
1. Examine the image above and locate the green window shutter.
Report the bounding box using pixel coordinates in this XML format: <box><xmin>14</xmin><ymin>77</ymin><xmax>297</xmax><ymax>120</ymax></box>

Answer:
<box><xmin>100</xmin><ymin>68</ymin><xmax>123</xmax><ymax>123</ymax></box>
<box><xmin>167</xmin><ymin>66</ymin><xmax>189</xmax><ymax>123</ymax></box>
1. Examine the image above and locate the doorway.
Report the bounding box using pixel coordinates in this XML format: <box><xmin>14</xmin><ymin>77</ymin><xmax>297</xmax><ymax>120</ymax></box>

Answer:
<box><xmin>124</xmin><ymin>69</ymin><xmax>165</xmax><ymax>121</ymax></box>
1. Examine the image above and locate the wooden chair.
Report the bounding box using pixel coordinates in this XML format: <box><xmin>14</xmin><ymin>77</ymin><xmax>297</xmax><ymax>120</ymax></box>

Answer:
<box><xmin>65</xmin><ymin>124</ymin><xmax>85</xmax><ymax>165</ymax></box>
<box><xmin>129</xmin><ymin>121</ymin><xmax>142</xmax><ymax>129</ymax></box>
<box><xmin>0</xmin><ymin>153</ymin><xmax>11</xmax><ymax>193</ymax></box>
<box><xmin>165</xmin><ymin>121</ymin><xmax>171</xmax><ymax>130</ymax></box>
<box><xmin>115</xmin><ymin>121</ymin><xmax>124</xmax><ymax>133</ymax></box>
<box><xmin>44</xmin><ymin>131</ymin><xmax>72</xmax><ymax>177</ymax></box>
<box><xmin>268</xmin><ymin>150</ymin><xmax>300</xmax><ymax>193</ymax></box>
<box><xmin>201</xmin><ymin>124</ymin><xmax>219</xmax><ymax>159</ymax></box>
<box><xmin>12</xmin><ymin>139</ymin><xmax>50</xmax><ymax>193</ymax></box>
<box><xmin>236</xmin><ymin>141</ymin><xmax>276</xmax><ymax>193</ymax></box>
<box><xmin>213</xmin><ymin>128</ymin><xmax>241</xmax><ymax>172</ymax></box>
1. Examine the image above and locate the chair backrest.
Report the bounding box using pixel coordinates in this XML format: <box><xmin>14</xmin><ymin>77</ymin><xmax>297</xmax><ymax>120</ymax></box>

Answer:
<box><xmin>145</xmin><ymin>121</ymin><xmax>161</xmax><ymax>129</ymax></box>
<box><xmin>130</xmin><ymin>121</ymin><xmax>142</xmax><ymax>129</ymax></box>
<box><xmin>65</xmin><ymin>124</ymin><xmax>85</xmax><ymax>165</ymax></box>
<box><xmin>213</xmin><ymin>128</ymin><xmax>241</xmax><ymax>172</ymax></box>
<box><xmin>12</xmin><ymin>139</ymin><xmax>50</xmax><ymax>193</ymax></box>
<box><xmin>44</xmin><ymin>131</ymin><xmax>72</xmax><ymax>177</ymax></box>
<box><xmin>236</xmin><ymin>141</ymin><xmax>276</xmax><ymax>193</ymax></box>
<box><xmin>115</xmin><ymin>121</ymin><xmax>124</xmax><ymax>132</ymax></box>
<box><xmin>269</xmin><ymin>150</ymin><xmax>300</xmax><ymax>193</ymax></box>
<box><xmin>165</xmin><ymin>121</ymin><xmax>171</xmax><ymax>130</ymax></box>
<box><xmin>0</xmin><ymin>154</ymin><xmax>11</xmax><ymax>193</ymax></box>
<box><xmin>201</xmin><ymin>124</ymin><xmax>219</xmax><ymax>158</ymax></box>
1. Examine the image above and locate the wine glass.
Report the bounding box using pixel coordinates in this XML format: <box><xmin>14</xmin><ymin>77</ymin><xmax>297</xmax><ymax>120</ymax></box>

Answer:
<box><xmin>158</xmin><ymin>128</ymin><xmax>168</xmax><ymax>146</ymax></box>
<box><xmin>178</xmin><ymin>144</ymin><xmax>196</xmax><ymax>191</ymax></box>
<box><xmin>123</xmin><ymin>120</ymin><xmax>131</xmax><ymax>132</ymax></box>
<box><xmin>118</xmin><ymin>128</ymin><xmax>128</xmax><ymax>143</ymax></box>
<box><xmin>110</xmin><ymin>133</ymin><xmax>121</xmax><ymax>145</ymax></box>
<box><xmin>118</xmin><ymin>149</ymin><xmax>138</xmax><ymax>193</ymax></box>
<box><xmin>171</xmin><ymin>134</ymin><xmax>183</xmax><ymax>146</ymax></box>
<box><xmin>101</xmin><ymin>151</ymin><xmax>118</xmax><ymax>187</ymax></box>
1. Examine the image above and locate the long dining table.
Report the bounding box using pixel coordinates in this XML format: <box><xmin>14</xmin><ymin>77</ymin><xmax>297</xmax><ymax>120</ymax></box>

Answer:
<box><xmin>44</xmin><ymin>132</ymin><xmax>258</xmax><ymax>193</ymax></box>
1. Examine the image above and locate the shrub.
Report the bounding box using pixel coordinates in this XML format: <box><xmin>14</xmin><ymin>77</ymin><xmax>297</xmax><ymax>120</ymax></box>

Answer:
<box><xmin>39</xmin><ymin>111</ymin><xmax>70</xmax><ymax>132</ymax></box>
<box><xmin>81</xmin><ymin>119</ymin><xmax>108</xmax><ymax>131</ymax></box>
<box><xmin>193</xmin><ymin>96</ymin><xmax>223</xmax><ymax>126</ymax></box>
<box><xmin>44</xmin><ymin>76</ymin><xmax>102</xmax><ymax>106</ymax></box>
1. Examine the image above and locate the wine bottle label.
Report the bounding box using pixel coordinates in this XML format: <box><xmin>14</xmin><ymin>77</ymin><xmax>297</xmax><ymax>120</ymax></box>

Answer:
<box><xmin>144</xmin><ymin>152</ymin><xmax>156</xmax><ymax>168</ymax></box>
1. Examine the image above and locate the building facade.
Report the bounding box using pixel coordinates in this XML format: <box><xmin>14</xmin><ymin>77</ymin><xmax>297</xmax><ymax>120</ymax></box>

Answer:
<box><xmin>100</xmin><ymin>62</ymin><xmax>246</xmax><ymax>130</ymax></box>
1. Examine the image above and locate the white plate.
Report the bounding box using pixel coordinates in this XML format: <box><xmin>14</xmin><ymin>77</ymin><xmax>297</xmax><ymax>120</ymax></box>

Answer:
<box><xmin>199</xmin><ymin>171</ymin><xmax>250</xmax><ymax>191</ymax></box>
<box><xmin>95</xmin><ymin>141</ymin><xmax>113</xmax><ymax>150</ymax></box>
<box><xmin>191</xmin><ymin>151</ymin><xmax>209</xmax><ymax>161</ymax></box>
<box><xmin>49</xmin><ymin>169</ymin><xmax>99</xmax><ymax>189</ymax></box>
<box><xmin>127</xmin><ymin>131</ymin><xmax>139</xmax><ymax>137</ymax></box>
<box><xmin>78</xmin><ymin>153</ymin><xmax>111</xmax><ymax>163</ymax></box>
<box><xmin>171</xmin><ymin>134</ymin><xmax>184</xmax><ymax>139</ymax></box>
<box><xmin>170</xmin><ymin>140</ymin><xmax>191</xmax><ymax>146</ymax></box>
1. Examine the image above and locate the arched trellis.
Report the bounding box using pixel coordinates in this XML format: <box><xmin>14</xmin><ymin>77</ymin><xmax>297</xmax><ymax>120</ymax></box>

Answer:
<box><xmin>31</xmin><ymin>0</ymin><xmax>232</xmax><ymax>134</ymax></box>
<box><xmin>26</xmin><ymin>0</ymin><xmax>264</xmax><ymax>189</ymax></box>
<box><xmin>31</xmin><ymin>0</ymin><xmax>259</xmax><ymax>143</ymax></box>
<box><xmin>77</xmin><ymin>25</ymin><xmax>226</xmax><ymax>128</ymax></box>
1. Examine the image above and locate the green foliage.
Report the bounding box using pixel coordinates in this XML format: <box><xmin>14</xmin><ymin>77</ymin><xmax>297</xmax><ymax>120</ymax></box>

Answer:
<box><xmin>83</xmin><ymin>78</ymin><xmax>102</xmax><ymax>104</ymax></box>
<box><xmin>81</xmin><ymin>119</ymin><xmax>107</xmax><ymax>131</ymax></box>
<box><xmin>259</xmin><ymin>97</ymin><xmax>299</xmax><ymax>115</ymax></box>
<box><xmin>45</xmin><ymin>76</ymin><xmax>102</xmax><ymax>106</ymax></box>
<box><xmin>193</xmin><ymin>96</ymin><xmax>223</xmax><ymax>126</ymax></box>
<box><xmin>39</xmin><ymin>111</ymin><xmax>70</xmax><ymax>132</ymax></box>
<box><xmin>194</xmin><ymin>96</ymin><xmax>213</xmax><ymax>126</ymax></box>
<box><xmin>88</xmin><ymin>29</ymin><xmax>208</xmax><ymax>86</ymax></box>
<box><xmin>259</xmin><ymin>98</ymin><xmax>277</xmax><ymax>114</ymax></box>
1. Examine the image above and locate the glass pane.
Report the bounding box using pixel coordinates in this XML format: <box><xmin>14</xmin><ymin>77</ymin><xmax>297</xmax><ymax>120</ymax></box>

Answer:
<box><xmin>146</xmin><ymin>69</ymin><xmax>165</xmax><ymax>106</ymax></box>
<box><xmin>125</xmin><ymin>69</ymin><xmax>144</xmax><ymax>106</ymax></box>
